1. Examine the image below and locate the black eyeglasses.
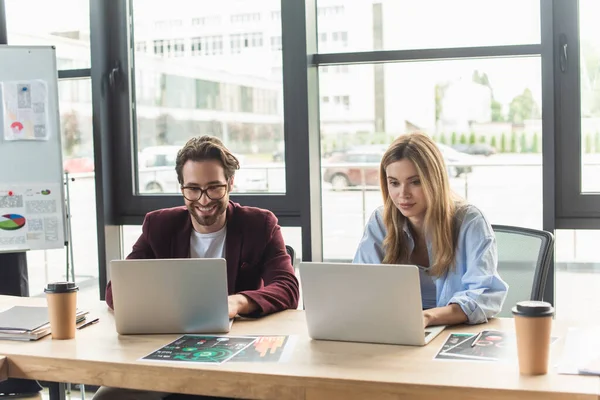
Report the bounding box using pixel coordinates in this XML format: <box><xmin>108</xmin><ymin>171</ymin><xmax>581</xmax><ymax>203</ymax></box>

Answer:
<box><xmin>181</xmin><ymin>184</ymin><xmax>228</xmax><ymax>201</ymax></box>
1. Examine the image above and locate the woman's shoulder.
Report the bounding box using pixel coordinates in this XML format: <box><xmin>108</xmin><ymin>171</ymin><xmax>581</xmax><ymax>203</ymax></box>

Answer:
<box><xmin>454</xmin><ymin>203</ymin><xmax>493</xmax><ymax>234</ymax></box>
<box><xmin>368</xmin><ymin>206</ymin><xmax>386</xmax><ymax>227</ymax></box>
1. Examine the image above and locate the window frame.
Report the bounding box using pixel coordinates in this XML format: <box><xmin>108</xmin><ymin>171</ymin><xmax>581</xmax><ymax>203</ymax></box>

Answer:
<box><xmin>95</xmin><ymin>0</ymin><xmax>315</xmax><ymax>227</ymax></box>
<box><xmin>553</xmin><ymin>0</ymin><xmax>600</xmax><ymax>226</ymax></box>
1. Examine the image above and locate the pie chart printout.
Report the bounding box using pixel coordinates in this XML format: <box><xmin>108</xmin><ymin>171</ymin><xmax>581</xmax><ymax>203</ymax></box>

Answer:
<box><xmin>0</xmin><ymin>214</ymin><xmax>26</xmax><ymax>231</ymax></box>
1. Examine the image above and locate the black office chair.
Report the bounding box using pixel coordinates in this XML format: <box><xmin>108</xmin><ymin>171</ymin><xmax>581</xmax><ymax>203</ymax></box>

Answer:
<box><xmin>492</xmin><ymin>224</ymin><xmax>554</xmax><ymax>317</ymax></box>
<box><xmin>285</xmin><ymin>245</ymin><xmax>296</xmax><ymax>267</ymax></box>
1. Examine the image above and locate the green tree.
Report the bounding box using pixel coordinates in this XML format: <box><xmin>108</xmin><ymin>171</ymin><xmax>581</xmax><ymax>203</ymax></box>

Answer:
<box><xmin>520</xmin><ymin>132</ymin><xmax>528</xmax><ymax>153</ymax></box>
<box><xmin>595</xmin><ymin>131</ymin><xmax>600</xmax><ymax>153</ymax></box>
<box><xmin>460</xmin><ymin>133</ymin><xmax>468</xmax><ymax>144</ymax></box>
<box><xmin>439</xmin><ymin>132</ymin><xmax>447</xmax><ymax>145</ymax></box>
<box><xmin>490</xmin><ymin>136</ymin><xmax>498</xmax><ymax>149</ymax></box>
<box><xmin>435</xmin><ymin>82</ymin><xmax>450</xmax><ymax>123</ymax></box>
<box><xmin>582</xmin><ymin>42</ymin><xmax>600</xmax><ymax>117</ymax></box>
<box><xmin>501</xmin><ymin>132</ymin><xmax>508</xmax><ymax>153</ymax></box>
<box><xmin>472</xmin><ymin>70</ymin><xmax>491</xmax><ymax>87</ymax></box>
<box><xmin>473</xmin><ymin>70</ymin><xmax>505</xmax><ymax>121</ymax></box>
<box><xmin>508</xmin><ymin>89</ymin><xmax>541</xmax><ymax>123</ymax></box>
<box><xmin>510</xmin><ymin>132</ymin><xmax>518</xmax><ymax>153</ymax></box>
<box><xmin>479</xmin><ymin>135</ymin><xmax>487</xmax><ymax>143</ymax></box>
<box><xmin>469</xmin><ymin>132</ymin><xmax>477</xmax><ymax>145</ymax></box>
<box><xmin>532</xmin><ymin>132</ymin><xmax>540</xmax><ymax>153</ymax></box>
<box><xmin>491</xmin><ymin>99</ymin><xmax>504</xmax><ymax>122</ymax></box>
<box><xmin>451</xmin><ymin>132</ymin><xmax>458</xmax><ymax>145</ymax></box>
<box><xmin>61</xmin><ymin>110</ymin><xmax>82</xmax><ymax>157</ymax></box>
<box><xmin>585</xmin><ymin>133</ymin><xmax>593</xmax><ymax>154</ymax></box>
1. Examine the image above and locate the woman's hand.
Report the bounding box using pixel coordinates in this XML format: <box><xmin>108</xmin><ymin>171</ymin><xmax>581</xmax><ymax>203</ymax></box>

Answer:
<box><xmin>423</xmin><ymin>304</ymin><xmax>468</xmax><ymax>327</ymax></box>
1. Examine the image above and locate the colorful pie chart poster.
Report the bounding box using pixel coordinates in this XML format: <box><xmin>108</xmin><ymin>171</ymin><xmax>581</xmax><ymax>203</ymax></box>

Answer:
<box><xmin>1</xmin><ymin>80</ymin><xmax>50</xmax><ymax>141</ymax></box>
<box><xmin>141</xmin><ymin>336</ymin><xmax>257</xmax><ymax>364</ymax></box>
<box><xmin>0</xmin><ymin>183</ymin><xmax>64</xmax><ymax>251</ymax></box>
<box><xmin>0</xmin><ymin>214</ymin><xmax>26</xmax><ymax>230</ymax></box>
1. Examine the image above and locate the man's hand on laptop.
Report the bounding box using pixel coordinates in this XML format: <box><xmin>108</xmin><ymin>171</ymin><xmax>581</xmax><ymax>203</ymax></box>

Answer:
<box><xmin>228</xmin><ymin>294</ymin><xmax>259</xmax><ymax>318</ymax></box>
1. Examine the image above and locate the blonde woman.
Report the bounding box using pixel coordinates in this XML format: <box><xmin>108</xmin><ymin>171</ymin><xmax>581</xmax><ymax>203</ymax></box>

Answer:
<box><xmin>353</xmin><ymin>132</ymin><xmax>508</xmax><ymax>327</ymax></box>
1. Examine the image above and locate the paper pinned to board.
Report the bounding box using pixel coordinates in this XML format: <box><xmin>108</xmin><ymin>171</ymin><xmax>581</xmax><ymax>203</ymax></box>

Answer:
<box><xmin>0</xmin><ymin>183</ymin><xmax>64</xmax><ymax>251</ymax></box>
<box><xmin>1</xmin><ymin>80</ymin><xmax>50</xmax><ymax>141</ymax></box>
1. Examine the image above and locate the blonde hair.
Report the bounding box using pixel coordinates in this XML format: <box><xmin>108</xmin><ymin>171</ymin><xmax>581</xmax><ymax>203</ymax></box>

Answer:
<box><xmin>379</xmin><ymin>132</ymin><xmax>462</xmax><ymax>277</ymax></box>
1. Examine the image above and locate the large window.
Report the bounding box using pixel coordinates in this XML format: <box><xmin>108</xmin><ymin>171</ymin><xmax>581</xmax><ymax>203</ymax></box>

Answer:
<box><xmin>5</xmin><ymin>0</ymin><xmax>91</xmax><ymax>68</ymax></box>
<box><xmin>131</xmin><ymin>0</ymin><xmax>285</xmax><ymax>195</ymax></box>
<box><xmin>3</xmin><ymin>0</ymin><xmax>592</xmax><ymax>311</ymax></box>
<box><xmin>319</xmin><ymin>58</ymin><xmax>542</xmax><ymax>261</ymax></box>
<box><xmin>316</xmin><ymin>0</ymin><xmax>540</xmax><ymax>53</ymax></box>
<box><xmin>555</xmin><ymin>229</ymin><xmax>600</xmax><ymax>321</ymax></box>
<box><xmin>579</xmin><ymin>0</ymin><xmax>600</xmax><ymax>193</ymax></box>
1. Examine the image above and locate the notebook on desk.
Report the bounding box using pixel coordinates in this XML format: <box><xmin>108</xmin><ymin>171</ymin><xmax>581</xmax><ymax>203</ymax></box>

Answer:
<box><xmin>299</xmin><ymin>262</ymin><xmax>446</xmax><ymax>346</ymax></box>
<box><xmin>0</xmin><ymin>306</ymin><xmax>88</xmax><ymax>341</ymax></box>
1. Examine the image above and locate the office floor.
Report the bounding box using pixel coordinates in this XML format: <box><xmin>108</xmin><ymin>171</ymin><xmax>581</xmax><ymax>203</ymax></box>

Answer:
<box><xmin>40</xmin><ymin>387</ymin><xmax>95</xmax><ymax>400</ymax></box>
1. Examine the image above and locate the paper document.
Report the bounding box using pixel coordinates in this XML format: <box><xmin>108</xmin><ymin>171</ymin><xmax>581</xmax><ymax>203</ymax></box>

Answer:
<box><xmin>141</xmin><ymin>335</ymin><xmax>257</xmax><ymax>364</ymax></box>
<box><xmin>558</xmin><ymin>326</ymin><xmax>600</xmax><ymax>375</ymax></box>
<box><xmin>141</xmin><ymin>335</ymin><xmax>297</xmax><ymax>364</ymax></box>
<box><xmin>1</xmin><ymin>80</ymin><xmax>50</xmax><ymax>141</ymax></box>
<box><xmin>0</xmin><ymin>183</ymin><xmax>64</xmax><ymax>251</ymax></box>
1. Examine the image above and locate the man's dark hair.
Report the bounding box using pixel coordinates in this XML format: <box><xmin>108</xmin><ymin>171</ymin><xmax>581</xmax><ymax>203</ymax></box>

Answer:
<box><xmin>175</xmin><ymin>135</ymin><xmax>240</xmax><ymax>185</ymax></box>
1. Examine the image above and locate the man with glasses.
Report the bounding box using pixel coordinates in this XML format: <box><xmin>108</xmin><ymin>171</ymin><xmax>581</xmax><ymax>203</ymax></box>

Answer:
<box><xmin>94</xmin><ymin>136</ymin><xmax>299</xmax><ymax>400</ymax></box>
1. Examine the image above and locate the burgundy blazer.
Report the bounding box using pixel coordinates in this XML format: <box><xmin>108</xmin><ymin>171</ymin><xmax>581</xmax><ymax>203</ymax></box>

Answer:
<box><xmin>105</xmin><ymin>201</ymin><xmax>299</xmax><ymax>316</ymax></box>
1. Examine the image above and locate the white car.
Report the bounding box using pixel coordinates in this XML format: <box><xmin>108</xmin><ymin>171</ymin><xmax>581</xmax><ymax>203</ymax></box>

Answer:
<box><xmin>137</xmin><ymin>146</ymin><xmax>268</xmax><ymax>194</ymax></box>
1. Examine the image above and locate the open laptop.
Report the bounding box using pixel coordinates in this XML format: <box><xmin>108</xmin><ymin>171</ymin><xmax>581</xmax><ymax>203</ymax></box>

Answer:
<box><xmin>109</xmin><ymin>258</ymin><xmax>230</xmax><ymax>335</ymax></box>
<box><xmin>299</xmin><ymin>262</ymin><xmax>446</xmax><ymax>346</ymax></box>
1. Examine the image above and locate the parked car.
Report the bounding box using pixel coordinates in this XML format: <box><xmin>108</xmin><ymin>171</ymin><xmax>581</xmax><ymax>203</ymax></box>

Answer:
<box><xmin>322</xmin><ymin>143</ymin><xmax>473</xmax><ymax>191</ymax></box>
<box><xmin>137</xmin><ymin>145</ymin><xmax>267</xmax><ymax>193</ymax></box>
<box><xmin>272</xmin><ymin>149</ymin><xmax>284</xmax><ymax>162</ymax></box>
<box><xmin>453</xmin><ymin>143</ymin><xmax>496</xmax><ymax>156</ymax></box>
<box><xmin>63</xmin><ymin>156</ymin><xmax>94</xmax><ymax>173</ymax></box>
<box><xmin>322</xmin><ymin>146</ymin><xmax>385</xmax><ymax>190</ymax></box>
<box><xmin>436</xmin><ymin>143</ymin><xmax>474</xmax><ymax>177</ymax></box>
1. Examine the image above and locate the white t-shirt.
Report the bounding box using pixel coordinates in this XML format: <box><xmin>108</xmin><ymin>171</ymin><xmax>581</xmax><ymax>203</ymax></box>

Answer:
<box><xmin>189</xmin><ymin>225</ymin><xmax>227</xmax><ymax>259</ymax></box>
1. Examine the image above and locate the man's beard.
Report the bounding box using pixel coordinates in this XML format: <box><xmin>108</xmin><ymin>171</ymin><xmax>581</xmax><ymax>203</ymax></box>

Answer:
<box><xmin>187</xmin><ymin>198</ymin><xmax>227</xmax><ymax>228</ymax></box>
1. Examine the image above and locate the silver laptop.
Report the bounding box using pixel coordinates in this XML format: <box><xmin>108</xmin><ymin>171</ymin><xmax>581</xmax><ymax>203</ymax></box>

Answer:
<box><xmin>109</xmin><ymin>258</ymin><xmax>230</xmax><ymax>335</ymax></box>
<box><xmin>299</xmin><ymin>262</ymin><xmax>446</xmax><ymax>346</ymax></box>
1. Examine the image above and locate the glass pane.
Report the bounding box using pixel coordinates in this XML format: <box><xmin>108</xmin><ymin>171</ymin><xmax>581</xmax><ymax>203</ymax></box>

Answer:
<box><xmin>5</xmin><ymin>0</ymin><xmax>91</xmax><ymax>69</ymax></box>
<box><xmin>579</xmin><ymin>0</ymin><xmax>600</xmax><ymax>193</ymax></box>
<box><xmin>555</xmin><ymin>230</ymin><xmax>600</xmax><ymax>321</ymax></box>
<box><xmin>132</xmin><ymin>0</ymin><xmax>285</xmax><ymax>195</ymax></box>
<box><xmin>316</xmin><ymin>0</ymin><xmax>540</xmax><ymax>53</ymax></box>
<box><xmin>319</xmin><ymin>57</ymin><xmax>542</xmax><ymax>261</ymax></box>
<box><xmin>27</xmin><ymin>79</ymin><xmax>98</xmax><ymax>304</ymax></box>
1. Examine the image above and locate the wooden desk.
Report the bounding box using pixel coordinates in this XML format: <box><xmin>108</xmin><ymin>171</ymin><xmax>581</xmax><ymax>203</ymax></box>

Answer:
<box><xmin>0</xmin><ymin>295</ymin><xmax>598</xmax><ymax>400</ymax></box>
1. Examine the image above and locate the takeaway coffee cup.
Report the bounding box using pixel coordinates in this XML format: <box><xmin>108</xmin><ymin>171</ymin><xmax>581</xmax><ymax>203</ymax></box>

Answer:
<box><xmin>44</xmin><ymin>282</ymin><xmax>79</xmax><ymax>340</ymax></box>
<box><xmin>512</xmin><ymin>300</ymin><xmax>554</xmax><ymax>375</ymax></box>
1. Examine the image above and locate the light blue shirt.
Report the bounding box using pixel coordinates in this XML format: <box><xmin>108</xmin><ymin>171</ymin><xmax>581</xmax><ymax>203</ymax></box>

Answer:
<box><xmin>353</xmin><ymin>205</ymin><xmax>508</xmax><ymax>324</ymax></box>
<box><xmin>419</xmin><ymin>268</ymin><xmax>437</xmax><ymax>310</ymax></box>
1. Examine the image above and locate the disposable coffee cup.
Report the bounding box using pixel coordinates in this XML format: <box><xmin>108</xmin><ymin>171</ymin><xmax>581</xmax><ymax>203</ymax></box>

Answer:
<box><xmin>512</xmin><ymin>300</ymin><xmax>554</xmax><ymax>375</ymax></box>
<box><xmin>44</xmin><ymin>282</ymin><xmax>79</xmax><ymax>340</ymax></box>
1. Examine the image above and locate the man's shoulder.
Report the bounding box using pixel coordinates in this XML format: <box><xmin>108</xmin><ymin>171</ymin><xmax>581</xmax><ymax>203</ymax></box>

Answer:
<box><xmin>229</xmin><ymin>202</ymin><xmax>277</xmax><ymax>225</ymax></box>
